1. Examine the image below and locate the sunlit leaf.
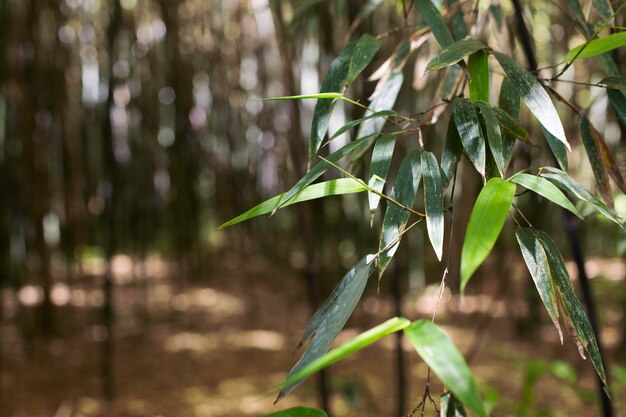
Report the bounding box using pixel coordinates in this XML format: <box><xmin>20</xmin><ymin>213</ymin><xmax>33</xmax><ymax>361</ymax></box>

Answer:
<box><xmin>494</xmin><ymin>52</ymin><xmax>569</xmax><ymax>151</ymax></box>
<box><xmin>468</xmin><ymin>50</ymin><xmax>490</xmax><ymax>103</ymax></box>
<box><xmin>535</xmin><ymin>231</ymin><xmax>608</xmax><ymax>389</ymax></box>
<box><xmin>218</xmin><ymin>179</ymin><xmax>368</xmax><ymax>230</ymax></box>
<box><xmin>347</xmin><ymin>34</ymin><xmax>383</xmax><ymax>85</ymax></box>
<box><xmin>379</xmin><ymin>150</ymin><xmax>422</xmax><ymax>276</ymax></box>
<box><xmin>510</xmin><ymin>173</ymin><xmax>582</xmax><ymax>218</ymax></box>
<box><xmin>404</xmin><ymin>320</ymin><xmax>487</xmax><ymax>417</ymax></box>
<box><xmin>310</xmin><ymin>43</ymin><xmax>355</xmax><ymax>159</ymax></box>
<box><xmin>602</xmin><ymin>77</ymin><xmax>626</xmax><ymax>96</ymax></box>
<box><xmin>441</xmin><ymin>116</ymin><xmax>463</xmax><ymax>187</ymax></box>
<box><xmin>565</xmin><ymin>32</ymin><xmax>626</xmax><ymax>63</ymax></box>
<box><xmin>515</xmin><ymin>227</ymin><xmax>563</xmax><ymax>342</ymax></box>
<box><xmin>277</xmin><ymin>255</ymin><xmax>376</xmax><ymax>400</ymax></box>
<box><xmin>329</xmin><ymin>110</ymin><xmax>396</xmax><ymax>141</ymax></box>
<box><xmin>607</xmin><ymin>88</ymin><xmax>626</xmax><ymax>131</ymax></box>
<box><xmin>579</xmin><ymin>115</ymin><xmax>613</xmax><ymax>208</ymax></box>
<box><xmin>425</xmin><ymin>39</ymin><xmax>487</xmax><ymax>72</ymax></box>
<box><xmin>460</xmin><ymin>178</ymin><xmax>515</xmax><ymax>293</ymax></box>
<box><xmin>415</xmin><ymin>0</ymin><xmax>455</xmax><ymax>48</ymax></box>
<box><xmin>368</xmin><ymin>135</ymin><xmax>396</xmax><ymax>215</ymax></box>
<box><xmin>452</xmin><ymin>97</ymin><xmax>486</xmax><ymax>176</ymax></box>
<box><xmin>261</xmin><ymin>407</ymin><xmax>328</xmax><ymax>417</ymax></box>
<box><xmin>477</xmin><ymin>101</ymin><xmax>505</xmax><ymax>176</ymax></box>
<box><xmin>421</xmin><ymin>151</ymin><xmax>444</xmax><ymax>260</ymax></box>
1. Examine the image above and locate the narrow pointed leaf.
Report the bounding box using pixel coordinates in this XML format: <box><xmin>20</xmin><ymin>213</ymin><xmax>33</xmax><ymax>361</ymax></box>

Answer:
<box><xmin>379</xmin><ymin>151</ymin><xmax>423</xmax><ymax>276</ymax></box>
<box><xmin>448</xmin><ymin>0</ymin><xmax>469</xmax><ymax>39</ymax></box>
<box><xmin>468</xmin><ymin>50</ymin><xmax>490</xmax><ymax>103</ymax></box>
<box><xmin>404</xmin><ymin>320</ymin><xmax>487</xmax><ymax>417</ymax></box>
<box><xmin>510</xmin><ymin>173</ymin><xmax>582</xmax><ymax>218</ymax></box>
<box><xmin>535</xmin><ymin>231</ymin><xmax>608</xmax><ymax>388</ymax></box>
<box><xmin>460</xmin><ymin>178</ymin><xmax>515</xmax><ymax>293</ymax></box>
<box><xmin>579</xmin><ymin>115</ymin><xmax>613</xmax><ymax>208</ymax></box>
<box><xmin>477</xmin><ymin>101</ymin><xmax>506</xmax><ymax>176</ymax></box>
<box><xmin>489</xmin><ymin>4</ymin><xmax>503</xmax><ymax>30</ymax></box>
<box><xmin>347</xmin><ymin>34</ymin><xmax>382</xmax><ymax>85</ymax></box>
<box><xmin>498</xmin><ymin>77</ymin><xmax>521</xmax><ymax>166</ymax></box>
<box><xmin>422</xmin><ymin>151</ymin><xmax>445</xmax><ymax>260</ymax></box>
<box><xmin>592</xmin><ymin>0</ymin><xmax>614</xmax><ymax>20</ymax></box>
<box><xmin>281</xmin><ymin>317</ymin><xmax>410</xmax><ymax>390</ymax></box>
<box><xmin>261</xmin><ymin>407</ymin><xmax>328</xmax><ymax>417</ymax></box>
<box><xmin>278</xmin><ymin>255</ymin><xmax>376</xmax><ymax>400</ymax></box>
<box><xmin>515</xmin><ymin>228</ymin><xmax>562</xmax><ymax>342</ymax></box>
<box><xmin>494</xmin><ymin>52</ymin><xmax>569</xmax><ymax>151</ymax></box>
<box><xmin>441</xmin><ymin>392</ymin><xmax>468</xmax><ymax>417</ymax></box>
<box><xmin>493</xmin><ymin>107</ymin><xmax>529</xmax><ymax>141</ymax></box>
<box><xmin>565</xmin><ymin>32</ymin><xmax>626</xmax><ymax>63</ymax></box>
<box><xmin>368</xmin><ymin>135</ymin><xmax>396</xmax><ymax>215</ymax></box>
<box><xmin>442</xmin><ymin>64</ymin><xmax>462</xmax><ymax>100</ymax></box>
<box><xmin>607</xmin><ymin>88</ymin><xmax>626</xmax><ymax>130</ymax></box>
<box><xmin>329</xmin><ymin>110</ymin><xmax>396</xmax><ymax>141</ymax></box>
<box><xmin>218</xmin><ymin>179</ymin><xmax>368</xmax><ymax>230</ymax></box>
<box><xmin>310</xmin><ymin>43</ymin><xmax>355</xmax><ymax>159</ymax></box>
<box><xmin>426</xmin><ymin>39</ymin><xmax>487</xmax><ymax>72</ymax></box>
<box><xmin>540</xmin><ymin>167</ymin><xmax>622</xmax><ymax>226</ymax></box>
<box><xmin>602</xmin><ymin>77</ymin><xmax>626</xmax><ymax>96</ymax></box>
<box><xmin>415</xmin><ymin>0</ymin><xmax>455</xmax><ymax>48</ymax></box>
<box><xmin>452</xmin><ymin>97</ymin><xmax>486</xmax><ymax>176</ymax></box>
<box><xmin>592</xmin><ymin>119</ymin><xmax>626</xmax><ymax>193</ymax></box>
<box><xmin>542</xmin><ymin>126</ymin><xmax>569</xmax><ymax>171</ymax></box>
<box><xmin>441</xmin><ymin>116</ymin><xmax>463</xmax><ymax>187</ymax></box>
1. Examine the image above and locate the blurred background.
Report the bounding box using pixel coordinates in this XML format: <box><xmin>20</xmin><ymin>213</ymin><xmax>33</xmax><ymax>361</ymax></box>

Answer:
<box><xmin>0</xmin><ymin>0</ymin><xmax>625</xmax><ymax>416</ymax></box>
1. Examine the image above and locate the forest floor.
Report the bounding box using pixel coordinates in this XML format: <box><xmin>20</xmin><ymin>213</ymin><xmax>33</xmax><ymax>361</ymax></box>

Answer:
<box><xmin>2</xmin><ymin>249</ymin><xmax>626</xmax><ymax>417</ymax></box>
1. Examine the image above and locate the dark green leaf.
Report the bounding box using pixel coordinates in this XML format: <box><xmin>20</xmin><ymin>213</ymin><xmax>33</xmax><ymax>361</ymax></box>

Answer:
<box><xmin>565</xmin><ymin>32</ymin><xmax>626</xmax><ymax>63</ymax></box>
<box><xmin>460</xmin><ymin>178</ymin><xmax>515</xmax><ymax>293</ymax></box>
<box><xmin>441</xmin><ymin>116</ymin><xmax>463</xmax><ymax>187</ymax></box>
<box><xmin>493</xmin><ymin>107</ymin><xmax>528</xmax><ymax>141</ymax></box>
<box><xmin>452</xmin><ymin>97</ymin><xmax>486</xmax><ymax>176</ymax></box>
<box><xmin>278</xmin><ymin>255</ymin><xmax>376</xmax><ymax>400</ymax></box>
<box><xmin>368</xmin><ymin>135</ymin><xmax>396</xmax><ymax>215</ymax></box>
<box><xmin>592</xmin><ymin>0</ymin><xmax>614</xmax><ymax>20</ymax></box>
<box><xmin>329</xmin><ymin>110</ymin><xmax>396</xmax><ymax>141</ymax></box>
<box><xmin>414</xmin><ymin>0</ymin><xmax>455</xmax><ymax>48</ymax></box>
<box><xmin>489</xmin><ymin>4</ymin><xmax>503</xmax><ymax>30</ymax></box>
<box><xmin>477</xmin><ymin>101</ymin><xmax>505</xmax><ymax>176</ymax></box>
<box><xmin>441</xmin><ymin>64</ymin><xmax>463</xmax><ymax>100</ymax></box>
<box><xmin>379</xmin><ymin>150</ymin><xmax>423</xmax><ymax>276</ymax></box>
<box><xmin>422</xmin><ymin>151</ymin><xmax>444</xmax><ymax>260</ymax></box>
<box><xmin>404</xmin><ymin>320</ymin><xmax>487</xmax><ymax>417</ymax></box>
<box><xmin>448</xmin><ymin>0</ymin><xmax>469</xmax><ymax>40</ymax></box>
<box><xmin>607</xmin><ymin>88</ymin><xmax>626</xmax><ymax>130</ymax></box>
<box><xmin>515</xmin><ymin>228</ymin><xmax>562</xmax><ymax>341</ymax></box>
<box><xmin>498</xmin><ymin>76</ymin><xmax>521</xmax><ymax>167</ymax></box>
<box><xmin>535</xmin><ymin>231</ymin><xmax>608</xmax><ymax>389</ymax></box>
<box><xmin>468</xmin><ymin>50</ymin><xmax>490</xmax><ymax>103</ymax></box>
<box><xmin>543</xmin><ymin>126</ymin><xmax>569</xmax><ymax>171</ymax></box>
<box><xmin>310</xmin><ymin>43</ymin><xmax>355</xmax><ymax>159</ymax></box>
<box><xmin>510</xmin><ymin>173</ymin><xmax>582</xmax><ymax>218</ymax></box>
<box><xmin>602</xmin><ymin>77</ymin><xmax>626</xmax><ymax>96</ymax></box>
<box><xmin>426</xmin><ymin>39</ymin><xmax>487</xmax><ymax>72</ymax></box>
<box><xmin>579</xmin><ymin>115</ymin><xmax>613</xmax><ymax>207</ymax></box>
<box><xmin>441</xmin><ymin>392</ymin><xmax>468</xmax><ymax>417</ymax></box>
<box><xmin>494</xmin><ymin>52</ymin><xmax>569</xmax><ymax>151</ymax></box>
<box><xmin>261</xmin><ymin>407</ymin><xmax>328</xmax><ymax>417</ymax></box>
<box><xmin>347</xmin><ymin>34</ymin><xmax>383</xmax><ymax>85</ymax></box>
<box><xmin>218</xmin><ymin>179</ymin><xmax>368</xmax><ymax>230</ymax></box>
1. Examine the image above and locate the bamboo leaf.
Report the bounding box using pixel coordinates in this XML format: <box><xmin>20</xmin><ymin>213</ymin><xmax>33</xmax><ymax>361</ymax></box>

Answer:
<box><xmin>310</xmin><ymin>43</ymin><xmax>355</xmax><ymax>159</ymax></box>
<box><xmin>498</xmin><ymin>77</ymin><xmax>521</xmax><ymax>167</ymax></box>
<box><xmin>592</xmin><ymin>0</ymin><xmax>614</xmax><ymax>20</ymax></box>
<box><xmin>379</xmin><ymin>150</ymin><xmax>423</xmax><ymax>276</ymax></box>
<box><xmin>441</xmin><ymin>392</ymin><xmax>468</xmax><ymax>417</ymax></box>
<box><xmin>422</xmin><ymin>151</ymin><xmax>445</xmax><ymax>260</ymax></box>
<box><xmin>515</xmin><ymin>228</ymin><xmax>563</xmax><ymax>342</ymax></box>
<box><xmin>460</xmin><ymin>178</ymin><xmax>515</xmax><ymax>293</ymax></box>
<box><xmin>494</xmin><ymin>52</ymin><xmax>569</xmax><ymax>151</ymax></box>
<box><xmin>404</xmin><ymin>320</ymin><xmax>487</xmax><ymax>417</ymax></box>
<box><xmin>218</xmin><ymin>179</ymin><xmax>368</xmax><ymax>230</ymax></box>
<box><xmin>565</xmin><ymin>32</ymin><xmax>626</xmax><ymax>63</ymax></box>
<box><xmin>579</xmin><ymin>115</ymin><xmax>613</xmax><ymax>208</ymax></box>
<box><xmin>329</xmin><ymin>110</ymin><xmax>396</xmax><ymax>141</ymax></box>
<box><xmin>607</xmin><ymin>88</ymin><xmax>626</xmax><ymax>131</ymax></box>
<box><xmin>441</xmin><ymin>64</ymin><xmax>463</xmax><ymax>100</ymax></box>
<box><xmin>441</xmin><ymin>116</ymin><xmax>463</xmax><ymax>187</ymax></box>
<box><xmin>535</xmin><ymin>231</ymin><xmax>608</xmax><ymax>389</ymax></box>
<box><xmin>261</xmin><ymin>407</ymin><xmax>328</xmax><ymax>417</ymax></box>
<box><xmin>542</xmin><ymin>126</ymin><xmax>569</xmax><ymax>171</ymax></box>
<box><xmin>368</xmin><ymin>135</ymin><xmax>396</xmax><ymax>215</ymax></box>
<box><xmin>602</xmin><ymin>77</ymin><xmax>626</xmax><ymax>96</ymax></box>
<box><xmin>448</xmin><ymin>0</ymin><xmax>469</xmax><ymax>40</ymax></box>
<box><xmin>477</xmin><ymin>101</ymin><xmax>506</xmax><ymax>176</ymax></box>
<box><xmin>493</xmin><ymin>107</ymin><xmax>528</xmax><ymax>141</ymax></box>
<box><xmin>425</xmin><ymin>38</ymin><xmax>487</xmax><ymax>72</ymax></box>
<box><xmin>347</xmin><ymin>34</ymin><xmax>383</xmax><ymax>85</ymax></box>
<box><xmin>277</xmin><ymin>255</ymin><xmax>376</xmax><ymax>401</ymax></box>
<box><xmin>510</xmin><ymin>173</ymin><xmax>582</xmax><ymax>218</ymax></box>
<box><xmin>414</xmin><ymin>0</ymin><xmax>455</xmax><ymax>48</ymax></box>
<box><xmin>452</xmin><ymin>97</ymin><xmax>486</xmax><ymax>176</ymax></box>
<box><xmin>468</xmin><ymin>50</ymin><xmax>490</xmax><ymax>103</ymax></box>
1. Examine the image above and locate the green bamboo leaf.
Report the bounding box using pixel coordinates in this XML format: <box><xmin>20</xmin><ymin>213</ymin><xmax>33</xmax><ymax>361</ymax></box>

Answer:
<box><xmin>510</xmin><ymin>173</ymin><xmax>582</xmax><ymax>218</ymax></box>
<box><xmin>452</xmin><ymin>97</ymin><xmax>486</xmax><ymax>176</ymax></box>
<box><xmin>448</xmin><ymin>0</ymin><xmax>469</xmax><ymax>40</ymax></box>
<box><xmin>310</xmin><ymin>43</ymin><xmax>355</xmax><ymax>159</ymax></box>
<box><xmin>277</xmin><ymin>255</ymin><xmax>377</xmax><ymax>401</ymax></box>
<box><xmin>281</xmin><ymin>317</ymin><xmax>410</xmax><ymax>391</ymax></box>
<box><xmin>535</xmin><ymin>231</ymin><xmax>608</xmax><ymax>389</ymax></box>
<box><xmin>441</xmin><ymin>116</ymin><xmax>463</xmax><ymax>187</ymax></box>
<box><xmin>498</xmin><ymin>77</ymin><xmax>521</xmax><ymax>168</ymax></box>
<box><xmin>565</xmin><ymin>32</ymin><xmax>626</xmax><ymax>63</ymax></box>
<box><xmin>329</xmin><ymin>110</ymin><xmax>396</xmax><ymax>141</ymax></box>
<box><xmin>347</xmin><ymin>34</ymin><xmax>382</xmax><ymax>85</ymax></box>
<box><xmin>494</xmin><ymin>52</ymin><xmax>569</xmax><ymax>151</ymax></box>
<box><xmin>460</xmin><ymin>178</ymin><xmax>515</xmax><ymax>293</ymax></box>
<box><xmin>592</xmin><ymin>0</ymin><xmax>614</xmax><ymax>20</ymax></box>
<box><xmin>477</xmin><ymin>101</ymin><xmax>506</xmax><ymax>176</ymax></box>
<box><xmin>540</xmin><ymin>167</ymin><xmax>622</xmax><ymax>226</ymax></box>
<box><xmin>493</xmin><ymin>107</ymin><xmax>528</xmax><ymax>141</ymax></box>
<box><xmin>579</xmin><ymin>114</ymin><xmax>613</xmax><ymax>207</ymax></box>
<box><xmin>441</xmin><ymin>392</ymin><xmax>468</xmax><ymax>417</ymax></box>
<box><xmin>368</xmin><ymin>135</ymin><xmax>396</xmax><ymax>215</ymax></box>
<box><xmin>602</xmin><ymin>77</ymin><xmax>626</xmax><ymax>96</ymax></box>
<box><xmin>218</xmin><ymin>179</ymin><xmax>368</xmax><ymax>230</ymax></box>
<box><xmin>261</xmin><ymin>407</ymin><xmax>328</xmax><ymax>417</ymax></box>
<box><xmin>441</xmin><ymin>64</ymin><xmax>463</xmax><ymax>100</ymax></box>
<box><xmin>468</xmin><ymin>50</ymin><xmax>490</xmax><ymax>103</ymax></box>
<box><xmin>274</xmin><ymin>135</ymin><xmax>374</xmax><ymax>211</ymax></box>
<box><xmin>515</xmin><ymin>228</ymin><xmax>563</xmax><ymax>342</ymax></box>
<box><xmin>426</xmin><ymin>39</ymin><xmax>487</xmax><ymax>72</ymax></box>
<box><xmin>404</xmin><ymin>320</ymin><xmax>487</xmax><ymax>417</ymax></box>
<box><xmin>607</xmin><ymin>88</ymin><xmax>626</xmax><ymax>130</ymax></box>
<box><xmin>542</xmin><ymin>126</ymin><xmax>569</xmax><ymax>171</ymax></box>
<box><xmin>489</xmin><ymin>4</ymin><xmax>503</xmax><ymax>30</ymax></box>
<box><xmin>421</xmin><ymin>151</ymin><xmax>445</xmax><ymax>260</ymax></box>
<box><xmin>414</xmin><ymin>0</ymin><xmax>455</xmax><ymax>48</ymax></box>
<box><xmin>379</xmin><ymin>150</ymin><xmax>423</xmax><ymax>276</ymax></box>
